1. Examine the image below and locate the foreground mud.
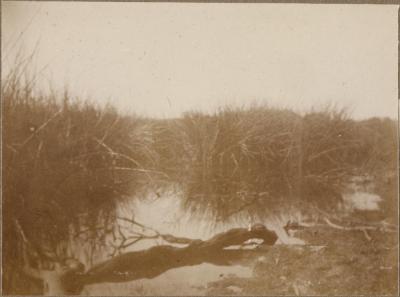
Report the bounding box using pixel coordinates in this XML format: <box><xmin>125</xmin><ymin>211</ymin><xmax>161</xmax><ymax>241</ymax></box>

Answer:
<box><xmin>206</xmin><ymin>226</ymin><xmax>398</xmax><ymax>296</ymax></box>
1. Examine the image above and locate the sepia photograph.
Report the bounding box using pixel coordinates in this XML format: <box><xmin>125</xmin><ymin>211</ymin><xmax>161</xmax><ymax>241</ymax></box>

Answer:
<box><xmin>1</xmin><ymin>1</ymin><xmax>399</xmax><ymax>295</ymax></box>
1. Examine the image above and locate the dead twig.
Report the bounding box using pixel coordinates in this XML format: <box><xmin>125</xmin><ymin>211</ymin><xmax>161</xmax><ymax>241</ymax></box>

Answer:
<box><xmin>15</xmin><ymin>219</ymin><xmax>58</xmax><ymax>264</ymax></box>
<box><xmin>20</xmin><ymin>110</ymin><xmax>62</xmax><ymax>148</ymax></box>
<box><xmin>361</xmin><ymin>229</ymin><xmax>372</xmax><ymax>241</ymax></box>
<box><xmin>323</xmin><ymin>217</ymin><xmax>396</xmax><ymax>238</ymax></box>
<box><xmin>109</xmin><ymin>217</ymin><xmax>201</xmax><ymax>255</ymax></box>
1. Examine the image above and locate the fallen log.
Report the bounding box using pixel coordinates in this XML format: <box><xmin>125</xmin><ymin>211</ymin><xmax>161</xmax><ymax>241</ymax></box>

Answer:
<box><xmin>83</xmin><ymin>224</ymin><xmax>278</xmax><ymax>285</ymax></box>
<box><xmin>21</xmin><ymin>224</ymin><xmax>277</xmax><ymax>295</ymax></box>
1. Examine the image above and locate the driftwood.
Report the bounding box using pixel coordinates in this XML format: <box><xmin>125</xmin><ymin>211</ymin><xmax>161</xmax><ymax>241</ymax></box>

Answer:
<box><xmin>21</xmin><ymin>224</ymin><xmax>277</xmax><ymax>295</ymax></box>
<box><xmin>284</xmin><ymin>214</ymin><xmax>397</xmax><ymax>242</ymax></box>
<box><xmin>83</xmin><ymin>224</ymin><xmax>277</xmax><ymax>284</ymax></box>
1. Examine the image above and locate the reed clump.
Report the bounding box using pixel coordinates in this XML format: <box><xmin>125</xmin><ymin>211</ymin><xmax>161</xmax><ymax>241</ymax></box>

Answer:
<box><xmin>2</xmin><ymin>72</ymin><xmax>156</xmax><ymax>293</ymax></box>
<box><xmin>155</xmin><ymin>106</ymin><xmax>396</xmax><ymax>222</ymax></box>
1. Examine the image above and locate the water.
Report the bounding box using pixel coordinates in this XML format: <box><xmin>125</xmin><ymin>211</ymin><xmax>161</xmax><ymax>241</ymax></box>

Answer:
<box><xmin>85</xmin><ymin>190</ymin><xmax>262</xmax><ymax>295</ymax></box>
<box><xmin>85</xmin><ymin>177</ymin><xmax>382</xmax><ymax>295</ymax></box>
<box><xmin>342</xmin><ymin>192</ymin><xmax>382</xmax><ymax>211</ymax></box>
<box><xmin>341</xmin><ymin>175</ymin><xmax>382</xmax><ymax>212</ymax></box>
<box><xmin>86</xmin><ymin>263</ymin><xmax>252</xmax><ymax>295</ymax></box>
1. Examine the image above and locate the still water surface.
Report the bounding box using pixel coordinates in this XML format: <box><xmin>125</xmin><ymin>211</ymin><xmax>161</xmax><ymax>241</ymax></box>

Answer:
<box><xmin>85</xmin><ymin>182</ymin><xmax>381</xmax><ymax>295</ymax></box>
<box><xmin>85</xmin><ymin>191</ymin><xmax>267</xmax><ymax>295</ymax></box>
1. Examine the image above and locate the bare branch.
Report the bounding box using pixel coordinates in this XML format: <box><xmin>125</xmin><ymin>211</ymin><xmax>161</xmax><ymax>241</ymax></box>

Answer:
<box><xmin>323</xmin><ymin>217</ymin><xmax>396</xmax><ymax>233</ymax></box>
<box><xmin>19</xmin><ymin>110</ymin><xmax>62</xmax><ymax>148</ymax></box>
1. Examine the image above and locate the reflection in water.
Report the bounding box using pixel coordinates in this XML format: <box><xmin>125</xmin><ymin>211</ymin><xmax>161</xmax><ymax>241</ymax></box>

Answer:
<box><xmin>87</xmin><ymin>263</ymin><xmax>252</xmax><ymax>295</ymax></box>
<box><xmin>342</xmin><ymin>176</ymin><xmax>382</xmax><ymax>212</ymax></box>
<box><xmin>83</xmin><ymin>181</ymin><xmax>381</xmax><ymax>295</ymax></box>
<box><xmin>120</xmin><ymin>190</ymin><xmax>256</xmax><ymax>247</ymax></box>
<box><xmin>85</xmin><ymin>191</ymin><xmax>265</xmax><ymax>295</ymax></box>
<box><xmin>342</xmin><ymin>192</ymin><xmax>381</xmax><ymax>211</ymax></box>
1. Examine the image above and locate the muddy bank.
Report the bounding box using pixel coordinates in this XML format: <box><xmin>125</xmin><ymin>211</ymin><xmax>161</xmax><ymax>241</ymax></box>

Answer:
<box><xmin>207</xmin><ymin>226</ymin><xmax>398</xmax><ymax>296</ymax></box>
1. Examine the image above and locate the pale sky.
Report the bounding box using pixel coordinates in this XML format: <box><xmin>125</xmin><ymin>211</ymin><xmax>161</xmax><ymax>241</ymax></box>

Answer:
<box><xmin>2</xmin><ymin>2</ymin><xmax>398</xmax><ymax>119</ymax></box>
